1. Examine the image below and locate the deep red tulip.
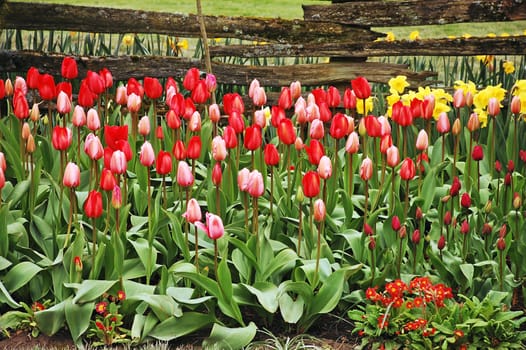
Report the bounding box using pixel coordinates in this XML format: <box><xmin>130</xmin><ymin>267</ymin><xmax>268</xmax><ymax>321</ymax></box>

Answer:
<box><xmin>392</xmin><ymin>101</ymin><xmax>413</xmax><ymax>127</ymax></box>
<box><xmin>311</xmin><ymin>88</ymin><xmax>327</xmax><ymax>105</ymax></box>
<box><xmin>84</xmin><ymin>190</ymin><xmax>103</xmax><ymax>218</ymax></box>
<box><xmin>437</xmin><ymin>235</ymin><xmax>446</xmax><ymax>250</ymax></box>
<box><xmin>422</xmin><ymin>95</ymin><xmax>435</xmax><ymax>120</ymax></box>
<box><xmin>172</xmin><ymin>140</ymin><xmax>187</xmax><ymax>161</ymax></box>
<box><xmin>86</xmin><ymin>70</ymin><xmax>105</xmax><ymax>95</ymax></box>
<box><xmin>63</xmin><ymin>162</ymin><xmax>80</xmax><ymax>188</ymax></box>
<box><xmin>363</xmin><ymin>222</ymin><xmax>373</xmax><ymax>236</ymax></box>
<box><xmin>187</xmin><ymin>136</ymin><xmax>202</xmax><ymax>160</ymax></box>
<box><xmin>100</xmin><ymin>168</ymin><xmax>116</xmax><ymax>191</ymax></box>
<box><xmin>61</xmin><ymin>57</ymin><xmax>78</xmax><ymax>80</ymax></box>
<box><xmin>165</xmin><ymin>109</ymin><xmax>181</xmax><ymax>130</ymax></box>
<box><xmin>497</xmin><ymin>237</ymin><xmax>506</xmax><ymax>251</ymax></box>
<box><xmin>399</xmin><ymin>158</ymin><xmax>416</xmax><ymax>181</ymax></box>
<box><xmin>460</xmin><ymin>220</ymin><xmax>470</xmax><ymax>234</ymax></box>
<box><xmin>191</xmin><ymin>80</ymin><xmax>210</xmax><ymax>104</ymax></box>
<box><xmin>271</xmin><ymin>105</ymin><xmax>286</xmax><ymax>128</ymax></box>
<box><xmin>364</xmin><ymin>115</ymin><xmax>382</xmax><ymax>137</ymax></box>
<box><xmin>343</xmin><ymin>88</ymin><xmax>357</xmax><ymax>110</ymax></box>
<box><xmin>472</xmin><ymin>145</ymin><xmax>484</xmax><ymax>161</ymax></box>
<box><xmin>13</xmin><ymin>90</ymin><xmax>29</xmax><ymax>119</ymax></box>
<box><xmin>411</xmin><ymin>229</ymin><xmax>421</xmax><ymax>244</ymax></box>
<box><xmin>156</xmin><ymin>151</ymin><xmax>172</xmax><ymax>175</ymax></box>
<box><xmin>0</xmin><ymin>79</ymin><xmax>5</xmax><ymax>100</ymax></box>
<box><xmin>38</xmin><ymin>74</ymin><xmax>56</xmax><ymax>101</ymax></box>
<box><xmin>410</xmin><ymin>98</ymin><xmax>423</xmax><ymax>119</ymax></box>
<box><xmin>304</xmin><ymin>139</ymin><xmax>325</xmax><ymax>166</ymax></box>
<box><xmin>277</xmin><ymin>118</ymin><xmax>296</xmax><ymax>145</ymax></box>
<box><xmin>26</xmin><ymin>67</ymin><xmax>40</xmax><ymax>90</ymax></box>
<box><xmin>329</xmin><ymin>113</ymin><xmax>349</xmax><ymax>140</ymax></box>
<box><xmin>351</xmin><ymin>76</ymin><xmax>371</xmax><ymax>100</ymax></box>
<box><xmin>228</xmin><ymin>111</ymin><xmax>245</xmax><ymax>134</ymax></box>
<box><xmin>450</xmin><ymin>176</ymin><xmax>461</xmax><ymax>197</ymax></box>
<box><xmin>223</xmin><ymin>92</ymin><xmax>244</xmax><ymax>116</ymax></box>
<box><xmin>302</xmin><ymin>171</ymin><xmax>320</xmax><ymax>198</ymax></box>
<box><xmin>507</xmin><ymin>160</ymin><xmax>515</xmax><ymax>173</ymax></box>
<box><xmin>264</xmin><ymin>144</ymin><xmax>280</xmax><ymax>166</ymax></box>
<box><xmin>244</xmin><ymin>125</ymin><xmax>262</xmax><ymax>151</ymax></box>
<box><xmin>391</xmin><ymin>216</ymin><xmax>401</xmax><ymax>232</ymax></box>
<box><xmin>144</xmin><ymin>77</ymin><xmax>163</xmax><ymax>100</ymax></box>
<box><xmin>52</xmin><ymin>126</ymin><xmax>72</xmax><ymax>151</ymax></box>
<box><xmin>183</xmin><ymin>67</ymin><xmax>200</xmax><ymax>91</ymax></box>
<box><xmin>223</xmin><ymin>126</ymin><xmax>238</xmax><ymax>149</ymax></box>
<box><xmin>444</xmin><ymin>210</ymin><xmax>452</xmax><ymax>225</ymax></box>
<box><xmin>461</xmin><ymin>193</ymin><xmax>471</xmax><ymax>208</ymax></box>
<box><xmin>126</xmin><ymin>77</ymin><xmax>144</xmax><ymax>98</ymax></box>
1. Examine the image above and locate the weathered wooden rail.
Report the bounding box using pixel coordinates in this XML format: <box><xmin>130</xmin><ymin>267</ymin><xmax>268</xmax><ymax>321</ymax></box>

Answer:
<box><xmin>1</xmin><ymin>0</ymin><xmax>525</xmax><ymax>89</ymax></box>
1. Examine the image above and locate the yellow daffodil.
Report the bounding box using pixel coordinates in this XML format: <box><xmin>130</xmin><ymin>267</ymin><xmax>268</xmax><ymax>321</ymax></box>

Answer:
<box><xmin>385</xmin><ymin>32</ymin><xmax>396</xmax><ymax>42</ymax></box>
<box><xmin>462</xmin><ymin>33</ymin><xmax>472</xmax><ymax>39</ymax></box>
<box><xmin>177</xmin><ymin>39</ymin><xmax>189</xmax><ymax>50</ymax></box>
<box><xmin>503</xmin><ymin>61</ymin><xmax>515</xmax><ymax>74</ymax></box>
<box><xmin>122</xmin><ymin>34</ymin><xmax>134</xmax><ymax>46</ymax></box>
<box><xmin>512</xmin><ymin>80</ymin><xmax>526</xmax><ymax>95</ymax></box>
<box><xmin>409</xmin><ymin>31</ymin><xmax>420</xmax><ymax>41</ymax></box>
<box><xmin>474</xmin><ymin>108</ymin><xmax>488</xmax><ymax>128</ymax></box>
<box><xmin>388</xmin><ymin>75</ymin><xmax>410</xmax><ymax>94</ymax></box>
<box><xmin>454</xmin><ymin>80</ymin><xmax>478</xmax><ymax>97</ymax></box>
<box><xmin>357</xmin><ymin>97</ymin><xmax>374</xmax><ymax>115</ymax></box>
<box><xmin>447</xmin><ymin>35</ymin><xmax>456</xmax><ymax>40</ymax></box>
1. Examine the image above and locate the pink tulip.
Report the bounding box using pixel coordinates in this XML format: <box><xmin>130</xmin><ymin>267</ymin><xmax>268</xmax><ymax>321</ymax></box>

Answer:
<box><xmin>436</xmin><ymin>112</ymin><xmax>450</xmax><ymax>133</ymax></box>
<box><xmin>197</xmin><ymin>212</ymin><xmax>225</xmax><ymax>240</ymax></box>
<box><xmin>127</xmin><ymin>93</ymin><xmax>141</xmax><ymax>113</ymax></box>
<box><xmin>212</xmin><ymin>136</ymin><xmax>227</xmax><ymax>162</ymax></box>
<box><xmin>0</xmin><ymin>152</ymin><xmax>6</xmax><ymax>171</ymax></box>
<box><xmin>0</xmin><ymin>168</ymin><xmax>5</xmax><ymax>190</ymax></box>
<box><xmin>189</xmin><ymin>111</ymin><xmax>201</xmax><ymax>132</ymax></box>
<box><xmin>253</xmin><ymin>109</ymin><xmax>266</xmax><ymax>129</ymax></box>
<box><xmin>511</xmin><ymin>95</ymin><xmax>521</xmax><ymax>115</ymax></box>
<box><xmin>139</xmin><ymin>141</ymin><xmax>155</xmax><ymax>167</ymax></box>
<box><xmin>345</xmin><ymin>131</ymin><xmax>360</xmax><ymax>154</ymax></box>
<box><xmin>56</xmin><ymin>91</ymin><xmax>71</xmax><ymax>115</ymax></box>
<box><xmin>72</xmin><ymin>105</ymin><xmax>86</xmax><ymax>127</ymax></box>
<box><xmin>111</xmin><ymin>185</ymin><xmax>122</xmax><ymax>209</ymax></box>
<box><xmin>252</xmin><ymin>86</ymin><xmax>267</xmax><ymax>107</ymax></box>
<box><xmin>386</xmin><ymin>145</ymin><xmax>400</xmax><ymax>168</ymax></box>
<box><xmin>360</xmin><ymin>157</ymin><xmax>373</xmax><ymax>181</ymax></box>
<box><xmin>237</xmin><ymin>168</ymin><xmax>250</xmax><ymax>192</ymax></box>
<box><xmin>317</xmin><ymin>155</ymin><xmax>332</xmax><ymax>180</ymax></box>
<box><xmin>248</xmin><ymin>170</ymin><xmax>264</xmax><ymax>198</ymax></box>
<box><xmin>209</xmin><ymin>103</ymin><xmax>221</xmax><ymax>123</ymax></box>
<box><xmin>453</xmin><ymin>88</ymin><xmax>465</xmax><ymax>108</ymax></box>
<box><xmin>63</xmin><ymin>162</ymin><xmax>80</xmax><ymax>188</ymax></box>
<box><xmin>86</xmin><ymin>108</ymin><xmax>100</xmax><ymax>131</ymax></box>
<box><xmin>115</xmin><ymin>85</ymin><xmax>128</xmax><ymax>106</ymax></box>
<box><xmin>248</xmin><ymin>79</ymin><xmax>260</xmax><ymax>98</ymax></box>
<box><xmin>290</xmin><ymin>80</ymin><xmax>302</xmax><ymax>100</ymax></box>
<box><xmin>177</xmin><ymin>161</ymin><xmax>194</xmax><ymax>187</ymax></box>
<box><xmin>415</xmin><ymin>129</ymin><xmax>428</xmax><ymax>151</ymax></box>
<box><xmin>488</xmin><ymin>97</ymin><xmax>500</xmax><ymax>117</ymax></box>
<box><xmin>84</xmin><ymin>133</ymin><xmax>104</xmax><ymax>160</ymax></box>
<box><xmin>309</xmin><ymin>119</ymin><xmax>325</xmax><ymax>140</ymax></box>
<box><xmin>313</xmin><ymin>198</ymin><xmax>326</xmax><ymax>222</ymax></box>
<box><xmin>110</xmin><ymin>150</ymin><xmax>127</xmax><ymax>175</ymax></box>
<box><xmin>138</xmin><ymin>116</ymin><xmax>150</xmax><ymax>137</ymax></box>
<box><xmin>183</xmin><ymin>198</ymin><xmax>202</xmax><ymax>223</ymax></box>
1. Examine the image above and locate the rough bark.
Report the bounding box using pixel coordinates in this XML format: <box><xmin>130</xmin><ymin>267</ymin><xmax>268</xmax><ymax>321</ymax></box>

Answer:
<box><xmin>0</xmin><ymin>2</ymin><xmax>380</xmax><ymax>44</ymax></box>
<box><xmin>209</xmin><ymin>35</ymin><xmax>526</xmax><ymax>58</ymax></box>
<box><xmin>303</xmin><ymin>0</ymin><xmax>526</xmax><ymax>26</ymax></box>
<box><xmin>0</xmin><ymin>50</ymin><xmax>436</xmax><ymax>87</ymax></box>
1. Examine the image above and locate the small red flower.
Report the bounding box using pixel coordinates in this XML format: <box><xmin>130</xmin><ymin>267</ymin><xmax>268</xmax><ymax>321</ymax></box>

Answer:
<box><xmin>95</xmin><ymin>301</ymin><xmax>108</xmax><ymax>315</ymax></box>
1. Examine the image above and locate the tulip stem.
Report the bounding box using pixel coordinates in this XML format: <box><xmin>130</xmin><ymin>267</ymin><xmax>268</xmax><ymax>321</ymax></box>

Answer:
<box><xmin>348</xmin><ymin>153</ymin><xmax>354</xmax><ymax>196</ymax></box>
<box><xmin>499</xmin><ymin>249</ymin><xmax>504</xmax><ymax>291</ymax></box>
<box><xmin>286</xmin><ymin>144</ymin><xmax>291</xmax><ymax>207</ymax></box>
<box><xmin>309</xmin><ymin>197</ymin><xmax>313</xmax><ymax>257</ymax></box>
<box><xmin>162</xmin><ymin>175</ymin><xmax>167</xmax><ymax>209</ymax></box>
<box><xmin>91</xmin><ymin>218</ymin><xmax>97</xmax><ymax>279</ymax></box>
<box><xmin>314</xmin><ymin>220</ymin><xmax>323</xmax><ymax>288</ymax></box>
<box><xmin>194</xmin><ymin>225</ymin><xmax>199</xmax><ymax>272</ymax></box>
<box><xmin>269</xmin><ymin>168</ymin><xmax>274</xmax><ymax>216</ymax></box>
<box><xmin>453</xmin><ymin>132</ymin><xmax>459</xmax><ymax>178</ymax></box>
<box><xmin>466</xmin><ymin>132</ymin><xmax>473</xmax><ymax>191</ymax></box>
<box><xmin>396</xmin><ymin>234</ymin><xmax>403</xmax><ymax>278</ymax></box>
<box><xmin>490</xmin><ymin>116</ymin><xmax>496</xmax><ymax>178</ymax></box>
<box><xmin>64</xmin><ymin>188</ymin><xmax>75</xmax><ymax>248</ymax></box>
<box><xmin>441</xmin><ymin>133</ymin><xmax>445</xmax><ymax>163</ymax></box>
<box><xmin>297</xmin><ymin>201</ymin><xmax>303</xmax><ymax>256</ymax></box>
<box><xmin>390</xmin><ymin>167</ymin><xmax>395</xmax><ymax>216</ymax></box>
<box><xmin>215</xmin><ymin>184</ymin><xmax>220</xmax><ymax>216</ymax></box>
<box><xmin>253</xmin><ymin>196</ymin><xmax>259</xmax><ymax>259</ymax></box>
<box><xmin>404</xmin><ymin>180</ymin><xmax>409</xmax><ymax>220</ymax></box>
<box><xmin>214</xmin><ymin>239</ymin><xmax>218</xmax><ymax>278</ymax></box>
<box><xmin>364</xmin><ymin>180</ymin><xmax>368</xmax><ymax>221</ymax></box>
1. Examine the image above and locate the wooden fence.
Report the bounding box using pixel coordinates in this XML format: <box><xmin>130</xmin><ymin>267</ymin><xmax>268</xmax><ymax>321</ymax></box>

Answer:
<box><xmin>1</xmin><ymin>0</ymin><xmax>526</xmax><ymax>89</ymax></box>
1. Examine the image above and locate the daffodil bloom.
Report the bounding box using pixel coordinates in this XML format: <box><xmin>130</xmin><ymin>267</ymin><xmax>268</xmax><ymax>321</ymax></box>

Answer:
<box><xmin>385</xmin><ymin>32</ymin><xmax>395</xmax><ymax>42</ymax></box>
<box><xmin>388</xmin><ymin>75</ymin><xmax>410</xmax><ymax>94</ymax></box>
<box><xmin>503</xmin><ymin>61</ymin><xmax>515</xmax><ymax>74</ymax></box>
<box><xmin>462</xmin><ymin>33</ymin><xmax>472</xmax><ymax>39</ymax></box>
<box><xmin>356</xmin><ymin>96</ymin><xmax>374</xmax><ymax>115</ymax></box>
<box><xmin>409</xmin><ymin>31</ymin><xmax>420</xmax><ymax>41</ymax></box>
<box><xmin>122</xmin><ymin>34</ymin><xmax>134</xmax><ymax>46</ymax></box>
<box><xmin>177</xmin><ymin>39</ymin><xmax>189</xmax><ymax>50</ymax></box>
<box><xmin>454</xmin><ymin>80</ymin><xmax>478</xmax><ymax>97</ymax></box>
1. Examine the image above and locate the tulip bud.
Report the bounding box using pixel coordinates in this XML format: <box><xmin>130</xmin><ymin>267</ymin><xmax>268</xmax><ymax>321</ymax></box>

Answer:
<box><xmin>247</xmin><ymin>170</ymin><xmax>264</xmax><ymax>198</ymax></box>
<box><xmin>460</xmin><ymin>220</ymin><xmax>469</xmax><ymax>234</ymax></box>
<box><xmin>482</xmin><ymin>222</ymin><xmax>493</xmax><ymax>236</ymax></box>
<box><xmin>111</xmin><ymin>185</ymin><xmax>122</xmax><ymax>209</ymax></box>
<box><xmin>391</xmin><ymin>215</ymin><xmax>401</xmax><ymax>232</ymax></box>
<box><xmin>212</xmin><ymin>162</ymin><xmax>222</xmax><ymax>186</ymax></box>
<box><xmin>294</xmin><ymin>137</ymin><xmax>304</xmax><ymax>151</ymax></box>
<box><xmin>139</xmin><ymin>141</ymin><xmax>155</xmax><ymax>167</ymax></box>
<box><xmin>437</xmin><ymin>235</ymin><xmax>446</xmax><ymax>250</ymax></box>
<box><xmin>415</xmin><ymin>207</ymin><xmax>423</xmax><ymax>220</ymax></box>
<box><xmin>368</xmin><ymin>236</ymin><xmax>376</xmax><ymax>250</ymax></box>
<box><xmin>26</xmin><ymin>134</ymin><xmax>36</xmax><ymax>154</ymax></box>
<box><xmin>497</xmin><ymin>237</ymin><xmax>506</xmax><ymax>251</ymax></box>
<box><xmin>313</xmin><ymin>199</ymin><xmax>326</xmax><ymax>222</ymax></box>
<box><xmin>484</xmin><ymin>200</ymin><xmax>492</xmax><ymax>214</ymax></box>
<box><xmin>296</xmin><ymin>186</ymin><xmax>305</xmax><ymax>204</ymax></box>
<box><xmin>386</xmin><ymin>145</ymin><xmax>399</xmax><ymax>168</ymax></box>
<box><xmin>360</xmin><ymin>157</ymin><xmax>373</xmax><ymax>181</ymax></box>
<box><xmin>87</xmin><ymin>108</ymin><xmax>100</xmax><ymax>131</ymax></box>
<box><xmin>444</xmin><ymin>211</ymin><xmax>452</xmax><ymax>225</ymax></box>
<box><xmin>411</xmin><ymin>229</ymin><xmax>421</xmax><ymax>244</ymax></box>
<box><xmin>415</xmin><ymin>129</ymin><xmax>428</xmax><ymax>151</ymax></box>
<box><xmin>317</xmin><ymin>156</ymin><xmax>332</xmax><ymax>180</ymax></box>
<box><xmin>453</xmin><ymin>88</ymin><xmax>466</xmax><ymax>108</ymax></box>
<box><xmin>460</xmin><ymin>193</ymin><xmax>471</xmax><ymax>208</ymax></box>
<box><xmin>511</xmin><ymin>95</ymin><xmax>521</xmax><ymax>115</ymax></box>
<box><xmin>364</xmin><ymin>222</ymin><xmax>373</xmax><ymax>236</ymax></box>
<box><xmin>183</xmin><ymin>198</ymin><xmax>202</xmax><ymax>224</ymax></box>
<box><xmin>513</xmin><ymin>192</ymin><xmax>522</xmax><ymax>209</ymax></box>
<box><xmin>487</xmin><ymin>97</ymin><xmax>500</xmax><ymax>117</ymax></box>
<box><xmin>452</xmin><ymin>118</ymin><xmax>461</xmax><ymax>136</ymax></box>
<box><xmin>507</xmin><ymin>160</ymin><xmax>515</xmax><ymax>173</ymax></box>
<box><xmin>467</xmin><ymin>113</ymin><xmax>479</xmax><ymax>132</ymax></box>
<box><xmin>471</xmin><ymin>145</ymin><xmax>483</xmax><ymax>161</ymax></box>
<box><xmin>398</xmin><ymin>225</ymin><xmax>407</xmax><ymax>239</ymax></box>
<box><xmin>436</xmin><ymin>112</ymin><xmax>450</xmax><ymax>134</ymax></box>
<box><xmin>499</xmin><ymin>223</ymin><xmax>507</xmax><ymax>238</ymax></box>
<box><xmin>177</xmin><ymin>161</ymin><xmax>194</xmax><ymax>187</ymax></box>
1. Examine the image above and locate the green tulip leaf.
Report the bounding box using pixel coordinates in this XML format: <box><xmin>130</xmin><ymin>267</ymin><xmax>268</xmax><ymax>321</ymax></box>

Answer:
<box><xmin>34</xmin><ymin>300</ymin><xmax>66</xmax><ymax>336</ymax></box>
<box><xmin>149</xmin><ymin>312</ymin><xmax>215</xmax><ymax>341</ymax></box>
<box><xmin>66</xmin><ymin>279</ymin><xmax>118</xmax><ymax>304</ymax></box>
<box><xmin>64</xmin><ymin>298</ymin><xmax>93</xmax><ymax>345</ymax></box>
<box><xmin>241</xmin><ymin>282</ymin><xmax>279</xmax><ymax>313</ymax></box>
<box><xmin>202</xmin><ymin>322</ymin><xmax>257</xmax><ymax>350</ymax></box>
<box><xmin>3</xmin><ymin>261</ymin><xmax>43</xmax><ymax>293</ymax></box>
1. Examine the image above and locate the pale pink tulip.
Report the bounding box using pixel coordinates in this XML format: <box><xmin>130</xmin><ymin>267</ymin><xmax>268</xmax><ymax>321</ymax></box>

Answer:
<box><xmin>139</xmin><ymin>141</ymin><xmax>155</xmax><ymax>167</ymax></box>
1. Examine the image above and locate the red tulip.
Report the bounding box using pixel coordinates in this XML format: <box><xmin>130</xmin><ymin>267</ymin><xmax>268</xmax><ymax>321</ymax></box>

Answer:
<box><xmin>223</xmin><ymin>126</ymin><xmax>238</xmax><ymax>149</ymax></box>
<box><xmin>191</xmin><ymin>80</ymin><xmax>210</xmax><ymax>104</ymax></box>
<box><xmin>38</xmin><ymin>74</ymin><xmax>56</xmax><ymax>101</ymax></box>
<box><xmin>100</xmin><ymin>168</ymin><xmax>116</xmax><ymax>191</ymax></box>
<box><xmin>212</xmin><ymin>162</ymin><xmax>222</xmax><ymax>186</ymax></box>
<box><xmin>461</xmin><ymin>192</ymin><xmax>471</xmax><ymax>208</ymax></box>
<box><xmin>56</xmin><ymin>81</ymin><xmax>72</xmax><ymax>100</ymax></box>
<box><xmin>472</xmin><ymin>145</ymin><xmax>484</xmax><ymax>161</ymax></box>
<box><xmin>61</xmin><ymin>57</ymin><xmax>78</xmax><ymax>80</ymax></box>
<box><xmin>327</xmin><ymin>86</ymin><xmax>341</xmax><ymax>108</ymax></box>
<box><xmin>223</xmin><ymin>93</ymin><xmax>244</xmax><ymax>116</ymax></box>
<box><xmin>277</xmin><ymin>118</ymin><xmax>296</xmax><ymax>145</ymax></box>
<box><xmin>380</xmin><ymin>134</ymin><xmax>392</xmax><ymax>154</ymax></box>
<box><xmin>264</xmin><ymin>144</ymin><xmax>280</xmax><ymax>166</ymax></box>
<box><xmin>139</xmin><ymin>141</ymin><xmax>155</xmax><ymax>167</ymax></box>
<box><xmin>450</xmin><ymin>176</ymin><xmax>461</xmax><ymax>197</ymax></box>
<box><xmin>86</xmin><ymin>70</ymin><xmax>105</xmax><ymax>95</ymax></box>
<box><xmin>183</xmin><ymin>67</ymin><xmax>200</xmax><ymax>91</ymax></box>
<box><xmin>156</xmin><ymin>150</ymin><xmax>172</xmax><ymax>175</ymax></box>
<box><xmin>104</xmin><ymin>125</ymin><xmax>128</xmax><ymax>151</ymax></box>
<box><xmin>0</xmin><ymin>168</ymin><xmax>4</xmax><ymax>190</ymax></box>
<box><xmin>497</xmin><ymin>237</ymin><xmax>506</xmax><ymax>251</ymax></box>
<box><xmin>165</xmin><ymin>109</ymin><xmax>181</xmax><ymax>130</ymax></box>
<box><xmin>364</xmin><ymin>115</ymin><xmax>382</xmax><ymax>137</ymax></box>
<box><xmin>0</xmin><ymin>79</ymin><xmax>5</xmax><ymax>100</ymax></box>
<box><xmin>77</xmin><ymin>80</ymin><xmax>96</xmax><ymax>108</ymax></box>
<box><xmin>13</xmin><ymin>90</ymin><xmax>29</xmax><ymax>119</ymax></box>
<box><xmin>351</xmin><ymin>76</ymin><xmax>371</xmax><ymax>100</ymax></box>
<box><xmin>172</xmin><ymin>140</ymin><xmax>187</xmax><ymax>161</ymax></box>
<box><xmin>278</xmin><ymin>87</ymin><xmax>292</xmax><ymax>110</ymax></box>
<box><xmin>52</xmin><ymin>126</ymin><xmax>72</xmax><ymax>151</ymax></box>
<box><xmin>437</xmin><ymin>235</ymin><xmax>446</xmax><ymax>250</ymax></box>
<box><xmin>187</xmin><ymin>136</ymin><xmax>202</xmax><ymax>160</ymax></box>
<box><xmin>391</xmin><ymin>216</ymin><xmax>401</xmax><ymax>231</ymax></box>
<box><xmin>411</xmin><ymin>229</ymin><xmax>421</xmax><ymax>244</ymax></box>
<box><xmin>508</xmin><ymin>160</ymin><xmax>515</xmax><ymax>172</ymax></box>
<box><xmin>392</xmin><ymin>101</ymin><xmax>413</xmax><ymax>127</ymax></box>
<box><xmin>183</xmin><ymin>198</ymin><xmax>202</xmax><ymax>223</ymax></box>
<box><xmin>360</xmin><ymin>157</ymin><xmax>373</xmax><ymax>181</ymax></box>
<box><xmin>99</xmin><ymin>68</ymin><xmax>113</xmax><ymax>89</ymax></box>
<box><xmin>144</xmin><ymin>77</ymin><xmax>163</xmax><ymax>100</ymax></box>
<box><xmin>84</xmin><ymin>133</ymin><xmax>104</xmax><ymax>160</ymax></box>
<box><xmin>302</xmin><ymin>171</ymin><xmax>320</xmax><ymax>198</ymax></box>
<box><xmin>329</xmin><ymin>113</ymin><xmax>349</xmax><ymax>139</ymax></box>
<box><xmin>63</xmin><ymin>162</ymin><xmax>80</xmax><ymax>188</ymax></box>
<box><xmin>304</xmin><ymin>139</ymin><xmax>325</xmax><ymax>166</ymax></box>
<box><xmin>177</xmin><ymin>161</ymin><xmax>194</xmax><ymax>187</ymax></box>
<box><xmin>311</xmin><ymin>88</ymin><xmax>327</xmax><ymax>105</ymax></box>
<box><xmin>26</xmin><ymin>67</ymin><xmax>40</xmax><ymax>90</ymax></box>
<box><xmin>410</xmin><ymin>98</ymin><xmax>423</xmax><ymax>119</ymax></box>
<box><xmin>271</xmin><ymin>106</ymin><xmax>286</xmax><ymax>128</ymax></box>
<box><xmin>84</xmin><ymin>190</ymin><xmax>103</xmax><ymax>218</ymax></box>
<box><xmin>244</xmin><ymin>125</ymin><xmax>262</xmax><ymax>151</ymax></box>
<box><xmin>399</xmin><ymin>158</ymin><xmax>416</xmax><ymax>181</ymax></box>
<box><xmin>422</xmin><ymin>95</ymin><xmax>435</xmax><ymax>119</ymax></box>
<box><xmin>318</xmin><ymin>102</ymin><xmax>332</xmax><ymax>123</ymax></box>
<box><xmin>343</xmin><ymin>88</ymin><xmax>356</xmax><ymax>110</ymax></box>
<box><xmin>228</xmin><ymin>111</ymin><xmax>245</xmax><ymax>134</ymax></box>
<box><xmin>460</xmin><ymin>220</ymin><xmax>470</xmax><ymax>234</ymax></box>
<box><xmin>126</xmin><ymin>77</ymin><xmax>144</xmax><ymax>98</ymax></box>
